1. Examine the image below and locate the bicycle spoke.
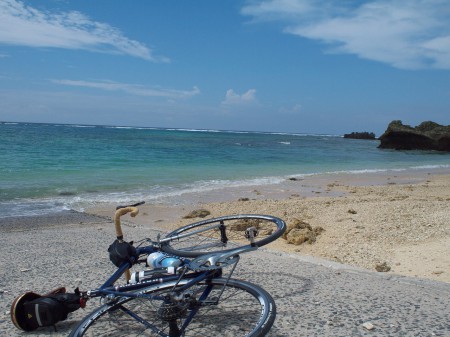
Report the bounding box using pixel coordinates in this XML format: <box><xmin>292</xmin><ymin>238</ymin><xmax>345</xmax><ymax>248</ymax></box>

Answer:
<box><xmin>70</xmin><ymin>279</ymin><xmax>275</xmax><ymax>337</ymax></box>
<box><xmin>118</xmin><ymin>304</ymin><xmax>165</xmax><ymax>336</ymax></box>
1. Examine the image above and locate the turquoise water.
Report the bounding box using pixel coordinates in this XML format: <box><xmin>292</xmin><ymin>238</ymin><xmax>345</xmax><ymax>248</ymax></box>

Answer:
<box><xmin>1</xmin><ymin>122</ymin><xmax>449</xmax><ymax>217</ymax></box>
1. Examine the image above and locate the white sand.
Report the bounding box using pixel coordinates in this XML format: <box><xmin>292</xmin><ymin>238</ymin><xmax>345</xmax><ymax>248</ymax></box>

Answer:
<box><xmin>89</xmin><ymin>171</ymin><xmax>450</xmax><ymax>283</ymax></box>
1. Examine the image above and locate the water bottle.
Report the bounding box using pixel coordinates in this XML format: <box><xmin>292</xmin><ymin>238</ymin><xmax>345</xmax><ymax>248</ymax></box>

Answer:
<box><xmin>130</xmin><ymin>253</ymin><xmax>184</xmax><ymax>284</ymax></box>
<box><xmin>147</xmin><ymin>252</ymin><xmax>183</xmax><ymax>268</ymax></box>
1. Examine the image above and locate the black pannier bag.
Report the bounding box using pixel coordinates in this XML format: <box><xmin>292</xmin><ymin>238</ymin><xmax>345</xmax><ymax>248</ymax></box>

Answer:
<box><xmin>23</xmin><ymin>297</ymin><xmax>67</xmax><ymax>330</ymax></box>
<box><xmin>108</xmin><ymin>239</ymin><xmax>137</xmax><ymax>267</ymax></box>
<box><xmin>11</xmin><ymin>287</ymin><xmax>83</xmax><ymax>331</ymax></box>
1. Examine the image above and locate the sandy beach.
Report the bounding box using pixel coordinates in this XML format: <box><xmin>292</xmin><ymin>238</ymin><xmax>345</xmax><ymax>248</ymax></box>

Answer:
<box><xmin>88</xmin><ymin>169</ymin><xmax>450</xmax><ymax>284</ymax></box>
<box><xmin>1</xmin><ymin>169</ymin><xmax>449</xmax><ymax>336</ymax></box>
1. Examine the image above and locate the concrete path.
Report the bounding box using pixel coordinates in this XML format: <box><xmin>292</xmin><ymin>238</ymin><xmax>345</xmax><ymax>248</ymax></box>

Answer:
<box><xmin>1</xmin><ymin>215</ymin><xmax>449</xmax><ymax>336</ymax></box>
<box><xmin>240</xmin><ymin>250</ymin><xmax>450</xmax><ymax>337</ymax></box>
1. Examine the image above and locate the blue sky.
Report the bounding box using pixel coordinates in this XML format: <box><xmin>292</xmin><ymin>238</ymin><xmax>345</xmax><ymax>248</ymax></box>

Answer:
<box><xmin>0</xmin><ymin>0</ymin><xmax>449</xmax><ymax>135</ymax></box>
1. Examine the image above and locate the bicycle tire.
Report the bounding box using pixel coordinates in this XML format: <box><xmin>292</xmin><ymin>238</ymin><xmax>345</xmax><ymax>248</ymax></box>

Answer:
<box><xmin>161</xmin><ymin>214</ymin><xmax>286</xmax><ymax>258</ymax></box>
<box><xmin>69</xmin><ymin>278</ymin><xmax>276</xmax><ymax>337</ymax></box>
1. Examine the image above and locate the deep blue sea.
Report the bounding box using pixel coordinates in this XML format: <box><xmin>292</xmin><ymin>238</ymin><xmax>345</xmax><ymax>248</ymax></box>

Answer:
<box><xmin>1</xmin><ymin>122</ymin><xmax>449</xmax><ymax>218</ymax></box>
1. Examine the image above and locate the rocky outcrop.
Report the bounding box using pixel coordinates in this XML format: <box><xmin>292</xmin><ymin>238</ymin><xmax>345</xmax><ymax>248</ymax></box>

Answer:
<box><xmin>378</xmin><ymin>120</ymin><xmax>450</xmax><ymax>151</ymax></box>
<box><xmin>343</xmin><ymin>132</ymin><xmax>376</xmax><ymax>140</ymax></box>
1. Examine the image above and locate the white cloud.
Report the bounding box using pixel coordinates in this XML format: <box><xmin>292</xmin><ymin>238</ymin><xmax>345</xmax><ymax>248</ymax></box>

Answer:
<box><xmin>52</xmin><ymin>79</ymin><xmax>200</xmax><ymax>99</ymax></box>
<box><xmin>241</xmin><ymin>0</ymin><xmax>314</xmax><ymax>19</ymax></box>
<box><xmin>0</xmin><ymin>0</ymin><xmax>168</xmax><ymax>62</ymax></box>
<box><xmin>242</xmin><ymin>0</ymin><xmax>450</xmax><ymax>70</ymax></box>
<box><xmin>279</xmin><ymin>103</ymin><xmax>302</xmax><ymax>115</ymax></box>
<box><xmin>222</xmin><ymin>89</ymin><xmax>257</xmax><ymax>105</ymax></box>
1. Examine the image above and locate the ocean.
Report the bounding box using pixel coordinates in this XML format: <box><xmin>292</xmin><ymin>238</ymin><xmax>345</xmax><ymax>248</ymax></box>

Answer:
<box><xmin>1</xmin><ymin>122</ymin><xmax>449</xmax><ymax>218</ymax></box>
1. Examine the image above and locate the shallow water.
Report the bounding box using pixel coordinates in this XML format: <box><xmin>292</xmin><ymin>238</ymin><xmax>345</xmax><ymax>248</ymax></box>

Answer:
<box><xmin>1</xmin><ymin>122</ymin><xmax>449</xmax><ymax>217</ymax></box>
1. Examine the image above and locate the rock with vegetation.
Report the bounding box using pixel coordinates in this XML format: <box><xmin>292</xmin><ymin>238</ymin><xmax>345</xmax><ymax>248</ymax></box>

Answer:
<box><xmin>378</xmin><ymin>120</ymin><xmax>450</xmax><ymax>151</ymax></box>
<box><xmin>343</xmin><ymin>132</ymin><xmax>376</xmax><ymax>140</ymax></box>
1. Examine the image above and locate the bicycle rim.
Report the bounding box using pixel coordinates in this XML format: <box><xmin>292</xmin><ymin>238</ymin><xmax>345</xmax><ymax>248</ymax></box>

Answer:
<box><xmin>161</xmin><ymin>214</ymin><xmax>286</xmax><ymax>258</ymax></box>
<box><xmin>69</xmin><ymin>278</ymin><xmax>276</xmax><ymax>337</ymax></box>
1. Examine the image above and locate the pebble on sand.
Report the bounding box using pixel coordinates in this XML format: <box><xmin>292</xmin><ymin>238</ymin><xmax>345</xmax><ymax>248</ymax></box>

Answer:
<box><xmin>362</xmin><ymin>322</ymin><xmax>374</xmax><ymax>330</ymax></box>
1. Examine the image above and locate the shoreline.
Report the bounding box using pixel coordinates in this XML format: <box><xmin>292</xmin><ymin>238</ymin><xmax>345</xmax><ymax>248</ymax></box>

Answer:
<box><xmin>2</xmin><ymin>167</ymin><xmax>449</xmax><ymax>284</ymax></box>
<box><xmin>2</xmin><ymin>165</ymin><xmax>450</xmax><ymax>219</ymax></box>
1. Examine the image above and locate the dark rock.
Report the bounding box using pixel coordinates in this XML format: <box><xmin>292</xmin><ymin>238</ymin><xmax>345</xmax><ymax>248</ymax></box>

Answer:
<box><xmin>375</xmin><ymin>262</ymin><xmax>391</xmax><ymax>272</ymax></box>
<box><xmin>378</xmin><ymin>120</ymin><xmax>450</xmax><ymax>151</ymax></box>
<box><xmin>343</xmin><ymin>132</ymin><xmax>376</xmax><ymax>140</ymax></box>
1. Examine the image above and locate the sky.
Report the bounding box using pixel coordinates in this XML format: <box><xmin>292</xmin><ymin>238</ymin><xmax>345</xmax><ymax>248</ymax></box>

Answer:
<box><xmin>0</xmin><ymin>0</ymin><xmax>449</xmax><ymax>135</ymax></box>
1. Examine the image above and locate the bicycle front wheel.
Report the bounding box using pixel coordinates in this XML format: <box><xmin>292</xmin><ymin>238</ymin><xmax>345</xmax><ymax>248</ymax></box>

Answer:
<box><xmin>69</xmin><ymin>278</ymin><xmax>275</xmax><ymax>337</ymax></box>
<box><xmin>161</xmin><ymin>214</ymin><xmax>286</xmax><ymax>258</ymax></box>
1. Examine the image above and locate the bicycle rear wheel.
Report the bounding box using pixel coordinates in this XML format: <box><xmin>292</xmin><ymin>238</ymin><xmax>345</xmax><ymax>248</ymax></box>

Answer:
<box><xmin>161</xmin><ymin>214</ymin><xmax>286</xmax><ymax>258</ymax></box>
<box><xmin>69</xmin><ymin>278</ymin><xmax>276</xmax><ymax>337</ymax></box>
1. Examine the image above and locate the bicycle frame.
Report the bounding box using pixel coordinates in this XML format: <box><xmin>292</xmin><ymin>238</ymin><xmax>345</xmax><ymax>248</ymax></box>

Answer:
<box><xmin>69</xmin><ymin>205</ymin><xmax>284</xmax><ymax>337</ymax></box>
<box><xmin>82</xmin><ymin>244</ymin><xmax>227</xmax><ymax>337</ymax></box>
<box><xmin>89</xmin><ymin>244</ymin><xmax>218</xmax><ymax>291</ymax></box>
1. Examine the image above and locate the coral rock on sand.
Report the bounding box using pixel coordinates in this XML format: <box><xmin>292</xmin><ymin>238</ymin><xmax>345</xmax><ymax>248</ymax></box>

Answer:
<box><xmin>283</xmin><ymin>218</ymin><xmax>324</xmax><ymax>245</ymax></box>
<box><xmin>375</xmin><ymin>262</ymin><xmax>391</xmax><ymax>272</ymax></box>
<box><xmin>229</xmin><ymin>219</ymin><xmax>261</xmax><ymax>231</ymax></box>
<box><xmin>282</xmin><ymin>219</ymin><xmax>312</xmax><ymax>239</ymax></box>
<box><xmin>287</xmin><ymin>228</ymin><xmax>316</xmax><ymax>245</ymax></box>
<box><xmin>183</xmin><ymin>209</ymin><xmax>211</xmax><ymax>219</ymax></box>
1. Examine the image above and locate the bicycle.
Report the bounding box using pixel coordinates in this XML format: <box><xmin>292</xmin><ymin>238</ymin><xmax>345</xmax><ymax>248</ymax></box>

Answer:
<box><xmin>44</xmin><ymin>202</ymin><xmax>286</xmax><ymax>336</ymax></box>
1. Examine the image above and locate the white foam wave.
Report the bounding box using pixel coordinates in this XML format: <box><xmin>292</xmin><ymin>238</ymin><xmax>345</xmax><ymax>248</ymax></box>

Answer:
<box><xmin>53</xmin><ymin>124</ymin><xmax>96</xmax><ymax>128</ymax></box>
<box><xmin>71</xmin><ymin>164</ymin><xmax>450</xmax><ymax>210</ymax></box>
<box><xmin>411</xmin><ymin>164</ymin><xmax>450</xmax><ymax>169</ymax></box>
<box><xmin>0</xmin><ymin>199</ymin><xmax>71</xmax><ymax>218</ymax></box>
<box><xmin>299</xmin><ymin>164</ymin><xmax>450</xmax><ymax>177</ymax></box>
<box><xmin>71</xmin><ymin>124</ymin><xmax>96</xmax><ymax>128</ymax></box>
<box><xmin>61</xmin><ymin>176</ymin><xmax>288</xmax><ymax>212</ymax></box>
<box><xmin>104</xmin><ymin>126</ymin><xmax>159</xmax><ymax>130</ymax></box>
